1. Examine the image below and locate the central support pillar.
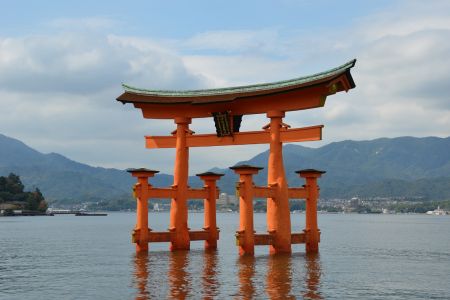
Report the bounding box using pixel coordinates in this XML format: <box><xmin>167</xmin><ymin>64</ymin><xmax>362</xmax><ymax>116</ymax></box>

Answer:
<box><xmin>170</xmin><ymin>117</ymin><xmax>191</xmax><ymax>250</ymax></box>
<box><xmin>266</xmin><ymin>110</ymin><xmax>292</xmax><ymax>254</ymax></box>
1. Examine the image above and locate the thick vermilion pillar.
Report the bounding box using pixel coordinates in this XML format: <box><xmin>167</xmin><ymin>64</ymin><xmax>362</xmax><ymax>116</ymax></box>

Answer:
<box><xmin>266</xmin><ymin>110</ymin><xmax>291</xmax><ymax>254</ymax></box>
<box><xmin>127</xmin><ymin>168</ymin><xmax>159</xmax><ymax>253</ymax></box>
<box><xmin>197</xmin><ymin>172</ymin><xmax>224</xmax><ymax>250</ymax></box>
<box><xmin>296</xmin><ymin>169</ymin><xmax>325</xmax><ymax>253</ymax></box>
<box><xmin>231</xmin><ymin>165</ymin><xmax>263</xmax><ymax>255</ymax></box>
<box><xmin>170</xmin><ymin>117</ymin><xmax>191</xmax><ymax>251</ymax></box>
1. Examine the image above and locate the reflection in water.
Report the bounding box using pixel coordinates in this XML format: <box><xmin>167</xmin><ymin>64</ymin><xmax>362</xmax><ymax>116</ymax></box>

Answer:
<box><xmin>168</xmin><ymin>250</ymin><xmax>191</xmax><ymax>299</ymax></box>
<box><xmin>132</xmin><ymin>250</ymin><xmax>220</xmax><ymax>299</ymax></box>
<box><xmin>133</xmin><ymin>250</ymin><xmax>322</xmax><ymax>299</ymax></box>
<box><xmin>266</xmin><ymin>254</ymin><xmax>295</xmax><ymax>299</ymax></box>
<box><xmin>302</xmin><ymin>253</ymin><xmax>322</xmax><ymax>300</ymax></box>
<box><xmin>202</xmin><ymin>250</ymin><xmax>219</xmax><ymax>299</ymax></box>
<box><xmin>237</xmin><ymin>253</ymin><xmax>323</xmax><ymax>299</ymax></box>
<box><xmin>266</xmin><ymin>253</ymin><xmax>323</xmax><ymax>299</ymax></box>
<box><xmin>237</xmin><ymin>255</ymin><xmax>256</xmax><ymax>299</ymax></box>
<box><xmin>133</xmin><ymin>252</ymin><xmax>150</xmax><ymax>300</ymax></box>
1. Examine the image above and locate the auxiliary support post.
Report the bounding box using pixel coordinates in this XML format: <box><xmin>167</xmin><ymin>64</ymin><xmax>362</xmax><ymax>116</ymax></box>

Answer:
<box><xmin>128</xmin><ymin>169</ymin><xmax>159</xmax><ymax>253</ymax></box>
<box><xmin>297</xmin><ymin>169</ymin><xmax>325</xmax><ymax>253</ymax></box>
<box><xmin>197</xmin><ymin>172</ymin><xmax>224</xmax><ymax>250</ymax></box>
<box><xmin>231</xmin><ymin>165</ymin><xmax>263</xmax><ymax>255</ymax></box>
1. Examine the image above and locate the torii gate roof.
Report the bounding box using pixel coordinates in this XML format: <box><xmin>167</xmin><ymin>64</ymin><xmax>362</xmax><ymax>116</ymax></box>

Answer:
<box><xmin>117</xmin><ymin>59</ymin><xmax>356</xmax><ymax>119</ymax></box>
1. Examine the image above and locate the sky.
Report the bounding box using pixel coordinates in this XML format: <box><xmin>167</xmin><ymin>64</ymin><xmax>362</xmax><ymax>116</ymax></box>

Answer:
<box><xmin>0</xmin><ymin>0</ymin><xmax>449</xmax><ymax>174</ymax></box>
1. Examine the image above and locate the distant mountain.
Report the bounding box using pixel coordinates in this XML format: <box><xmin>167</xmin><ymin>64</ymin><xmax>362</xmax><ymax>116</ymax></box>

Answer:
<box><xmin>0</xmin><ymin>134</ymin><xmax>172</xmax><ymax>202</ymax></box>
<box><xmin>213</xmin><ymin>136</ymin><xmax>450</xmax><ymax>199</ymax></box>
<box><xmin>1</xmin><ymin>133</ymin><xmax>449</xmax><ymax>202</ymax></box>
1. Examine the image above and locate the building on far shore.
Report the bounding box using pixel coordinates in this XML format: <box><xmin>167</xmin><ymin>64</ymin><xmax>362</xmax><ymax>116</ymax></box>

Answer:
<box><xmin>0</xmin><ymin>201</ymin><xmax>25</xmax><ymax>216</ymax></box>
<box><xmin>217</xmin><ymin>193</ymin><xmax>237</xmax><ymax>206</ymax></box>
<box><xmin>426</xmin><ymin>206</ymin><xmax>448</xmax><ymax>215</ymax></box>
<box><xmin>0</xmin><ymin>202</ymin><xmax>23</xmax><ymax>210</ymax></box>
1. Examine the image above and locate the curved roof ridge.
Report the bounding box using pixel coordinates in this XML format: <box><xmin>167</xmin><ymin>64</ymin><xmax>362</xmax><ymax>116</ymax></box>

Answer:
<box><xmin>122</xmin><ymin>59</ymin><xmax>356</xmax><ymax>97</ymax></box>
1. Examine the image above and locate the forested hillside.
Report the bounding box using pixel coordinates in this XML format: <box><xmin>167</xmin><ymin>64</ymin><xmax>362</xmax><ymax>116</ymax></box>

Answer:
<box><xmin>1</xmin><ymin>133</ymin><xmax>449</xmax><ymax>202</ymax></box>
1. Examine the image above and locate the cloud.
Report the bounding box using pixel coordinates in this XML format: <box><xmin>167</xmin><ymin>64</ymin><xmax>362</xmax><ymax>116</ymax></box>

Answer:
<box><xmin>178</xmin><ymin>1</ymin><xmax>450</xmax><ymax>148</ymax></box>
<box><xmin>355</xmin><ymin>29</ymin><xmax>450</xmax><ymax>107</ymax></box>
<box><xmin>1</xmin><ymin>3</ymin><xmax>449</xmax><ymax>174</ymax></box>
<box><xmin>0</xmin><ymin>29</ymin><xmax>207</xmax><ymax>171</ymax></box>
<box><xmin>185</xmin><ymin>29</ymin><xmax>280</xmax><ymax>54</ymax></box>
<box><xmin>183</xmin><ymin>54</ymin><xmax>298</xmax><ymax>87</ymax></box>
<box><xmin>354</xmin><ymin>0</ymin><xmax>450</xmax><ymax>42</ymax></box>
<box><xmin>0</xmin><ymin>33</ymin><xmax>204</xmax><ymax>95</ymax></box>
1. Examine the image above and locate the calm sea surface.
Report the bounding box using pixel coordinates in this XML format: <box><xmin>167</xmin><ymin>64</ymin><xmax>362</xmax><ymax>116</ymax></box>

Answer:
<box><xmin>1</xmin><ymin>212</ymin><xmax>449</xmax><ymax>299</ymax></box>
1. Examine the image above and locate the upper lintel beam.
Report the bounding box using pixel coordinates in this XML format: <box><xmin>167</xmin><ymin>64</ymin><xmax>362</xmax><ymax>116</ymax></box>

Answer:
<box><xmin>145</xmin><ymin>125</ymin><xmax>323</xmax><ymax>149</ymax></box>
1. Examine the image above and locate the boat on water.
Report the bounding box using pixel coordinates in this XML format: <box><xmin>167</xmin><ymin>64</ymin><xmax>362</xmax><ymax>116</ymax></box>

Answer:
<box><xmin>426</xmin><ymin>206</ymin><xmax>447</xmax><ymax>216</ymax></box>
<box><xmin>75</xmin><ymin>212</ymin><xmax>108</xmax><ymax>216</ymax></box>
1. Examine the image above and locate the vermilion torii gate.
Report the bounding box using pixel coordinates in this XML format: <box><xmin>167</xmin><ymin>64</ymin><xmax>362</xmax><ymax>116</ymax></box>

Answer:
<box><xmin>118</xmin><ymin>59</ymin><xmax>356</xmax><ymax>255</ymax></box>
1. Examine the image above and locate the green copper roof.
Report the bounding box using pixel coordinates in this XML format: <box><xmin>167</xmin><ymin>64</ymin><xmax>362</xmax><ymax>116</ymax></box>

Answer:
<box><xmin>121</xmin><ymin>59</ymin><xmax>356</xmax><ymax>98</ymax></box>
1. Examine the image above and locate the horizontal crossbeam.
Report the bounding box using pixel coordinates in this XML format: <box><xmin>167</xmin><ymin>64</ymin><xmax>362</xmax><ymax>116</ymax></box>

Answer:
<box><xmin>189</xmin><ymin>230</ymin><xmax>210</xmax><ymax>241</ymax></box>
<box><xmin>254</xmin><ymin>233</ymin><xmax>273</xmax><ymax>245</ymax></box>
<box><xmin>288</xmin><ymin>187</ymin><xmax>308</xmax><ymax>199</ymax></box>
<box><xmin>148</xmin><ymin>231</ymin><xmax>172</xmax><ymax>242</ymax></box>
<box><xmin>236</xmin><ymin>232</ymin><xmax>306</xmax><ymax>246</ymax></box>
<box><xmin>148</xmin><ymin>188</ymin><xmax>175</xmax><ymax>198</ymax></box>
<box><xmin>291</xmin><ymin>232</ymin><xmax>306</xmax><ymax>244</ymax></box>
<box><xmin>253</xmin><ymin>186</ymin><xmax>276</xmax><ymax>198</ymax></box>
<box><xmin>145</xmin><ymin>230</ymin><xmax>213</xmax><ymax>243</ymax></box>
<box><xmin>146</xmin><ymin>187</ymin><xmax>209</xmax><ymax>199</ymax></box>
<box><xmin>146</xmin><ymin>125</ymin><xmax>323</xmax><ymax>148</ymax></box>
<box><xmin>187</xmin><ymin>188</ymin><xmax>209</xmax><ymax>199</ymax></box>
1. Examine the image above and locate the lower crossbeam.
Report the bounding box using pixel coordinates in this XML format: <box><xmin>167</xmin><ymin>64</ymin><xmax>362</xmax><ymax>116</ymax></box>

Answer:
<box><xmin>136</xmin><ymin>230</ymin><xmax>215</xmax><ymax>243</ymax></box>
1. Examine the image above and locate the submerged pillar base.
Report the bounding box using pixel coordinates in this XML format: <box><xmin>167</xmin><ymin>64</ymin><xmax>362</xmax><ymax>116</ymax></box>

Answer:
<box><xmin>269</xmin><ymin>243</ymin><xmax>292</xmax><ymax>255</ymax></box>
<box><xmin>169</xmin><ymin>227</ymin><xmax>191</xmax><ymax>251</ymax></box>
<box><xmin>304</xmin><ymin>229</ymin><xmax>321</xmax><ymax>253</ymax></box>
<box><xmin>132</xmin><ymin>228</ymin><xmax>149</xmax><ymax>252</ymax></box>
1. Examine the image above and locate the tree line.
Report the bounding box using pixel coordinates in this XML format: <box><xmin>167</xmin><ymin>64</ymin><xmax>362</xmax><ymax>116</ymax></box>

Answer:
<box><xmin>0</xmin><ymin>173</ymin><xmax>48</xmax><ymax>212</ymax></box>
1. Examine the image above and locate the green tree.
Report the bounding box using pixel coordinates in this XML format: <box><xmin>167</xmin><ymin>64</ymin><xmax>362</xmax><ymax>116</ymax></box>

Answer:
<box><xmin>0</xmin><ymin>174</ymin><xmax>48</xmax><ymax>211</ymax></box>
<box><xmin>25</xmin><ymin>188</ymin><xmax>47</xmax><ymax>211</ymax></box>
<box><xmin>6</xmin><ymin>173</ymin><xmax>24</xmax><ymax>194</ymax></box>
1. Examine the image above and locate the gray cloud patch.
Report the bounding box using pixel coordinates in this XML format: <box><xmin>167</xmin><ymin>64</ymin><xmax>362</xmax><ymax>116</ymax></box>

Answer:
<box><xmin>358</xmin><ymin>29</ymin><xmax>450</xmax><ymax>110</ymax></box>
<box><xmin>0</xmin><ymin>31</ymin><xmax>208</xmax><ymax>172</ymax></box>
<box><xmin>0</xmin><ymin>34</ymin><xmax>204</xmax><ymax>94</ymax></box>
<box><xmin>1</xmin><ymin>3</ymin><xmax>450</xmax><ymax>173</ymax></box>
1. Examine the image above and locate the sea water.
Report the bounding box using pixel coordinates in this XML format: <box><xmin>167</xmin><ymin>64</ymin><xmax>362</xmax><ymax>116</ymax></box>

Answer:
<box><xmin>1</xmin><ymin>212</ymin><xmax>449</xmax><ymax>299</ymax></box>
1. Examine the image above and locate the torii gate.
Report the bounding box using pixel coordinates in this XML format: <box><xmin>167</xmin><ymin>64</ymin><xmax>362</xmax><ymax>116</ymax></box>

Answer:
<box><xmin>117</xmin><ymin>59</ymin><xmax>356</xmax><ymax>255</ymax></box>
